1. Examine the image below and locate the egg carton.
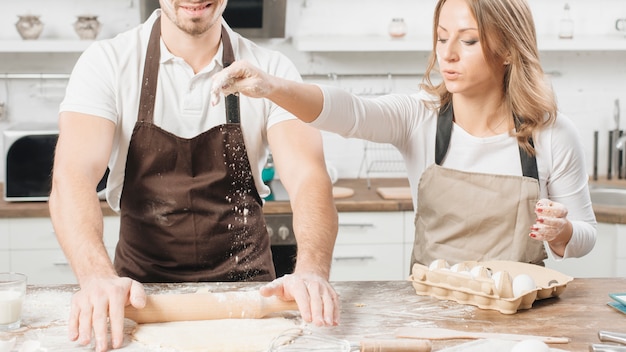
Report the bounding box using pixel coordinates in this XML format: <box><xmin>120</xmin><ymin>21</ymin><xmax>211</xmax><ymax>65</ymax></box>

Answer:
<box><xmin>409</xmin><ymin>260</ymin><xmax>573</xmax><ymax>314</ymax></box>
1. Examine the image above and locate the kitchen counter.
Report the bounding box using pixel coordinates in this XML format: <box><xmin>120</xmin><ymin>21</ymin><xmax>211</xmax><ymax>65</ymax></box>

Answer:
<box><xmin>1</xmin><ymin>278</ymin><xmax>625</xmax><ymax>351</ymax></box>
<box><xmin>0</xmin><ymin>178</ymin><xmax>624</xmax><ymax>223</ymax></box>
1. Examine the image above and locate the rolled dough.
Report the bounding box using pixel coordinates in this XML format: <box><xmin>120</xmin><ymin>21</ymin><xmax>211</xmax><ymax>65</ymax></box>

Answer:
<box><xmin>131</xmin><ymin>317</ymin><xmax>300</xmax><ymax>352</ymax></box>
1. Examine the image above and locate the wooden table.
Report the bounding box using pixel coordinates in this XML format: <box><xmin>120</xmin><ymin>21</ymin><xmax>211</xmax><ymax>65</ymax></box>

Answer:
<box><xmin>1</xmin><ymin>278</ymin><xmax>624</xmax><ymax>351</ymax></box>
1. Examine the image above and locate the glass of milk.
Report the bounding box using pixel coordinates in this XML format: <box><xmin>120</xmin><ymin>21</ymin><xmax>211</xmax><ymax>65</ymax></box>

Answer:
<box><xmin>0</xmin><ymin>273</ymin><xmax>27</xmax><ymax>331</ymax></box>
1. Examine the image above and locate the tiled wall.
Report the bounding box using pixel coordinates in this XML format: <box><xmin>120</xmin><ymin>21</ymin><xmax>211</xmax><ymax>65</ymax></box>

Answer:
<box><xmin>1</xmin><ymin>0</ymin><xmax>625</xmax><ymax>181</ymax></box>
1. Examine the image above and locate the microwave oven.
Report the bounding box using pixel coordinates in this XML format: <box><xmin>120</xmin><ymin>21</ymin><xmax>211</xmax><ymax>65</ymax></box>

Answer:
<box><xmin>2</xmin><ymin>122</ymin><xmax>108</xmax><ymax>202</ymax></box>
<box><xmin>139</xmin><ymin>0</ymin><xmax>287</xmax><ymax>38</ymax></box>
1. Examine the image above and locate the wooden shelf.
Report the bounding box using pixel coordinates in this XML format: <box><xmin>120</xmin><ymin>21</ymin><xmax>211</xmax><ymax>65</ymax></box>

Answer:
<box><xmin>295</xmin><ymin>34</ymin><xmax>626</xmax><ymax>52</ymax></box>
<box><xmin>0</xmin><ymin>40</ymin><xmax>94</xmax><ymax>53</ymax></box>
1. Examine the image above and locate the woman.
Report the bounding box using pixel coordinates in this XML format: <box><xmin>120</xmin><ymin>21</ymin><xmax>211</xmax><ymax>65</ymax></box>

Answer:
<box><xmin>211</xmin><ymin>0</ymin><xmax>597</xmax><ymax>267</ymax></box>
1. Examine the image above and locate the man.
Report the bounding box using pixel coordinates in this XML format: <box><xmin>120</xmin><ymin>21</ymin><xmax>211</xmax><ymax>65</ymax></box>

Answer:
<box><xmin>49</xmin><ymin>1</ymin><xmax>339</xmax><ymax>351</ymax></box>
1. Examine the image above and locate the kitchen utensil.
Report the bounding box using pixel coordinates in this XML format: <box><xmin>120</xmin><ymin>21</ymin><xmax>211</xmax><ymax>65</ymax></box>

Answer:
<box><xmin>395</xmin><ymin>327</ymin><xmax>570</xmax><ymax>344</ymax></box>
<box><xmin>617</xmin><ymin>18</ymin><xmax>626</xmax><ymax>36</ymax></box>
<box><xmin>590</xmin><ymin>344</ymin><xmax>626</xmax><ymax>352</ymax></box>
<box><xmin>376</xmin><ymin>187</ymin><xmax>412</xmax><ymax>200</ymax></box>
<box><xmin>269</xmin><ymin>328</ymin><xmax>432</xmax><ymax>352</ymax></box>
<box><xmin>124</xmin><ymin>290</ymin><xmax>298</xmax><ymax>324</ymax></box>
<box><xmin>333</xmin><ymin>186</ymin><xmax>355</xmax><ymax>198</ymax></box>
<box><xmin>599</xmin><ymin>331</ymin><xmax>626</xmax><ymax>345</ymax></box>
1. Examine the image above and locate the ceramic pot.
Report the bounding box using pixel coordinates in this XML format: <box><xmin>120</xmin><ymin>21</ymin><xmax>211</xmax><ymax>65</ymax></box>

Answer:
<box><xmin>15</xmin><ymin>15</ymin><xmax>44</xmax><ymax>40</ymax></box>
<box><xmin>74</xmin><ymin>15</ymin><xmax>101</xmax><ymax>40</ymax></box>
<box><xmin>388</xmin><ymin>18</ymin><xmax>407</xmax><ymax>38</ymax></box>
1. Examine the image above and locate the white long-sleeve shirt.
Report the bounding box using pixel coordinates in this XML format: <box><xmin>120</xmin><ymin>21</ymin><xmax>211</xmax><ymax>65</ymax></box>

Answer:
<box><xmin>311</xmin><ymin>85</ymin><xmax>597</xmax><ymax>259</ymax></box>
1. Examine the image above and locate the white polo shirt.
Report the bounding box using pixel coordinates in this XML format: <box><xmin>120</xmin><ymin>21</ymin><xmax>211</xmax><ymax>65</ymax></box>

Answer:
<box><xmin>60</xmin><ymin>10</ymin><xmax>299</xmax><ymax>211</ymax></box>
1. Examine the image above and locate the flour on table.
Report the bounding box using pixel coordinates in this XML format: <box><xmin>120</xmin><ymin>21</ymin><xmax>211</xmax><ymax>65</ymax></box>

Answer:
<box><xmin>131</xmin><ymin>317</ymin><xmax>300</xmax><ymax>352</ymax></box>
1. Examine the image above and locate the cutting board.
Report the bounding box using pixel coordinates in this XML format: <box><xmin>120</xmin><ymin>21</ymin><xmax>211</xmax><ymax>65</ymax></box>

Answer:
<box><xmin>333</xmin><ymin>186</ymin><xmax>355</xmax><ymax>199</ymax></box>
<box><xmin>376</xmin><ymin>187</ymin><xmax>412</xmax><ymax>200</ymax></box>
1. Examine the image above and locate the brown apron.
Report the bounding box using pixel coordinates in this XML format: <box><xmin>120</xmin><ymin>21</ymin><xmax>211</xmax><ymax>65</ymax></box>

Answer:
<box><xmin>114</xmin><ymin>17</ymin><xmax>276</xmax><ymax>283</ymax></box>
<box><xmin>412</xmin><ymin>103</ymin><xmax>547</xmax><ymax>267</ymax></box>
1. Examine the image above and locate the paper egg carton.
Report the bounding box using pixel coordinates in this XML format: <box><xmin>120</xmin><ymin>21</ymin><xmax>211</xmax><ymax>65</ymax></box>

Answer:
<box><xmin>409</xmin><ymin>260</ymin><xmax>573</xmax><ymax>314</ymax></box>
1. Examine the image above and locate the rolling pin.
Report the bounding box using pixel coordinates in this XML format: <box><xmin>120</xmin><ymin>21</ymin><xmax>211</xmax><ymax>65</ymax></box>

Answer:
<box><xmin>124</xmin><ymin>290</ymin><xmax>298</xmax><ymax>324</ymax></box>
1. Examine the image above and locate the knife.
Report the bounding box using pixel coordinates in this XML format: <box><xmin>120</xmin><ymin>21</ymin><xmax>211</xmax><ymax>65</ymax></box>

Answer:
<box><xmin>124</xmin><ymin>290</ymin><xmax>298</xmax><ymax>324</ymax></box>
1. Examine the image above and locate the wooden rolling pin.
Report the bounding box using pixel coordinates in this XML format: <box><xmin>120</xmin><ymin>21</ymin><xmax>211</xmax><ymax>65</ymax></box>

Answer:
<box><xmin>125</xmin><ymin>290</ymin><xmax>298</xmax><ymax>324</ymax></box>
<box><xmin>358</xmin><ymin>339</ymin><xmax>432</xmax><ymax>352</ymax></box>
<box><xmin>395</xmin><ymin>327</ymin><xmax>570</xmax><ymax>344</ymax></box>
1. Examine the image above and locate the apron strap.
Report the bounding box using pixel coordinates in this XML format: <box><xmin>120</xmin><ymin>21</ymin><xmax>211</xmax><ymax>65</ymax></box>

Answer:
<box><xmin>137</xmin><ymin>18</ymin><xmax>241</xmax><ymax>125</ymax></box>
<box><xmin>221</xmin><ymin>26</ymin><xmax>240</xmax><ymax>124</ymax></box>
<box><xmin>435</xmin><ymin>102</ymin><xmax>454</xmax><ymax>165</ymax></box>
<box><xmin>435</xmin><ymin>102</ymin><xmax>539</xmax><ymax>180</ymax></box>
<box><xmin>515</xmin><ymin>118</ymin><xmax>539</xmax><ymax>180</ymax></box>
<box><xmin>137</xmin><ymin>16</ymin><xmax>162</xmax><ymax>123</ymax></box>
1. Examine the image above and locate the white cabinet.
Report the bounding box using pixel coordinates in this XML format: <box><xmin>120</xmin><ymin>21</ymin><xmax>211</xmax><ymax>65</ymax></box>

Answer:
<box><xmin>0</xmin><ymin>219</ymin><xmax>8</xmax><ymax>272</ymax></box>
<box><xmin>330</xmin><ymin>211</ymin><xmax>408</xmax><ymax>281</ymax></box>
<box><xmin>6</xmin><ymin>216</ymin><xmax>120</xmax><ymax>284</ymax></box>
<box><xmin>545</xmin><ymin>223</ymin><xmax>623</xmax><ymax>278</ymax></box>
<box><xmin>403</xmin><ymin>210</ymin><xmax>416</xmax><ymax>279</ymax></box>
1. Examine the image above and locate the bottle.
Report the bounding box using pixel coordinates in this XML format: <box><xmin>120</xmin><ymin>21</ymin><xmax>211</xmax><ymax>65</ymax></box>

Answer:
<box><xmin>388</xmin><ymin>18</ymin><xmax>407</xmax><ymax>39</ymax></box>
<box><xmin>262</xmin><ymin>153</ymin><xmax>275</xmax><ymax>185</ymax></box>
<box><xmin>558</xmin><ymin>3</ymin><xmax>574</xmax><ymax>39</ymax></box>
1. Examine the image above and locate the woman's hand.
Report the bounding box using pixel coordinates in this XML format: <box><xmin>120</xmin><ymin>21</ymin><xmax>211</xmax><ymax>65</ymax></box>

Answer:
<box><xmin>210</xmin><ymin>60</ymin><xmax>273</xmax><ymax>106</ymax></box>
<box><xmin>530</xmin><ymin>198</ymin><xmax>573</xmax><ymax>256</ymax></box>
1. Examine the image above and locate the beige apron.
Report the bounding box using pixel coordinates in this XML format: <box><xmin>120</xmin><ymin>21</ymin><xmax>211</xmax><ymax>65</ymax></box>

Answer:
<box><xmin>412</xmin><ymin>103</ymin><xmax>547</xmax><ymax>267</ymax></box>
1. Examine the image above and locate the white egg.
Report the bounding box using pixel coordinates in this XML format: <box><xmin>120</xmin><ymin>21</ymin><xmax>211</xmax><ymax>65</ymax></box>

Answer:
<box><xmin>512</xmin><ymin>274</ymin><xmax>537</xmax><ymax>297</ymax></box>
<box><xmin>510</xmin><ymin>339</ymin><xmax>550</xmax><ymax>352</ymax></box>
<box><xmin>450</xmin><ymin>263</ymin><xmax>464</xmax><ymax>272</ymax></box>
<box><xmin>492</xmin><ymin>271</ymin><xmax>504</xmax><ymax>288</ymax></box>
<box><xmin>428</xmin><ymin>259</ymin><xmax>449</xmax><ymax>271</ymax></box>
<box><xmin>470</xmin><ymin>265</ymin><xmax>491</xmax><ymax>279</ymax></box>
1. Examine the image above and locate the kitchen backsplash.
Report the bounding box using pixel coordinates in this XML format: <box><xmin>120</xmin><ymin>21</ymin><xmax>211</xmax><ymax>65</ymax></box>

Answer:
<box><xmin>0</xmin><ymin>0</ymin><xmax>625</xmax><ymax>181</ymax></box>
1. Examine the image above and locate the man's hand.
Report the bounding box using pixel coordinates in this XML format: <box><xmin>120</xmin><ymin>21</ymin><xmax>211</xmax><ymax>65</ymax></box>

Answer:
<box><xmin>69</xmin><ymin>276</ymin><xmax>146</xmax><ymax>352</ymax></box>
<box><xmin>260</xmin><ymin>273</ymin><xmax>340</xmax><ymax>327</ymax></box>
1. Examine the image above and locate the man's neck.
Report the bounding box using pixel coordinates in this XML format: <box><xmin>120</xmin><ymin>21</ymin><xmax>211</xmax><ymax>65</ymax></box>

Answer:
<box><xmin>160</xmin><ymin>16</ymin><xmax>223</xmax><ymax>74</ymax></box>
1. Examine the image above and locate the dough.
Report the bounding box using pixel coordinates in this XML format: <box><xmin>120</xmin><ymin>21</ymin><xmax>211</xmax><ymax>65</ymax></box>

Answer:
<box><xmin>131</xmin><ymin>317</ymin><xmax>300</xmax><ymax>352</ymax></box>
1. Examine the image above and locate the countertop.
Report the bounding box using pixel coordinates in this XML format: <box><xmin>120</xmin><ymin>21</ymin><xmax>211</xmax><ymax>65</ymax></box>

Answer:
<box><xmin>1</xmin><ymin>278</ymin><xmax>625</xmax><ymax>351</ymax></box>
<box><xmin>1</xmin><ymin>178</ymin><xmax>625</xmax><ymax>223</ymax></box>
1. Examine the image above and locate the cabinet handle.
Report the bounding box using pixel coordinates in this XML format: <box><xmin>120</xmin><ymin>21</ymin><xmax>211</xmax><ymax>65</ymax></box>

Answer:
<box><xmin>338</xmin><ymin>223</ymin><xmax>375</xmax><ymax>228</ymax></box>
<box><xmin>333</xmin><ymin>256</ymin><xmax>375</xmax><ymax>261</ymax></box>
<box><xmin>53</xmin><ymin>262</ymin><xmax>70</xmax><ymax>267</ymax></box>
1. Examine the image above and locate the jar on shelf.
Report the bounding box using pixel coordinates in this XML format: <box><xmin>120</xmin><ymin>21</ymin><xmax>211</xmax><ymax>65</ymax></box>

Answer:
<box><xmin>388</xmin><ymin>18</ymin><xmax>407</xmax><ymax>39</ymax></box>
<box><xmin>15</xmin><ymin>15</ymin><xmax>44</xmax><ymax>40</ymax></box>
<box><xmin>74</xmin><ymin>15</ymin><xmax>101</xmax><ymax>40</ymax></box>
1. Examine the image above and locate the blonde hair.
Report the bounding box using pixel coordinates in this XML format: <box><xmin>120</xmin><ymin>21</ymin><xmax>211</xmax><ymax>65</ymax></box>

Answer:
<box><xmin>421</xmin><ymin>0</ymin><xmax>557</xmax><ymax>155</ymax></box>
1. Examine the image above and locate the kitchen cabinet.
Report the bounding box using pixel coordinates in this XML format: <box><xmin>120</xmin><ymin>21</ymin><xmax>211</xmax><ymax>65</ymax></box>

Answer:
<box><xmin>330</xmin><ymin>211</ymin><xmax>408</xmax><ymax>281</ymax></box>
<box><xmin>6</xmin><ymin>216</ymin><xmax>120</xmax><ymax>284</ymax></box>
<box><xmin>544</xmin><ymin>222</ymin><xmax>622</xmax><ymax>278</ymax></box>
<box><xmin>0</xmin><ymin>220</ymin><xmax>8</xmax><ymax>272</ymax></box>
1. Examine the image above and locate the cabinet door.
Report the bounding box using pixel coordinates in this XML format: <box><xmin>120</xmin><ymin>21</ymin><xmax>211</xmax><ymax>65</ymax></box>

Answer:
<box><xmin>331</xmin><ymin>212</ymin><xmax>405</xmax><ymax>281</ymax></box>
<box><xmin>0</xmin><ymin>250</ymin><xmax>9</xmax><ymax>272</ymax></box>
<box><xmin>103</xmin><ymin>216</ymin><xmax>120</xmax><ymax>256</ymax></box>
<box><xmin>330</xmin><ymin>243</ymin><xmax>405</xmax><ymax>281</ymax></box>
<box><xmin>335</xmin><ymin>212</ymin><xmax>404</xmax><ymax>245</ymax></box>
<box><xmin>617</xmin><ymin>225</ymin><xmax>626</xmax><ymax>277</ymax></box>
<box><xmin>0</xmin><ymin>219</ymin><xmax>9</xmax><ymax>250</ymax></box>
<box><xmin>8</xmin><ymin>218</ymin><xmax>58</xmax><ymax>249</ymax></box>
<box><xmin>545</xmin><ymin>222</ymin><xmax>617</xmax><ymax>277</ymax></box>
<box><xmin>11</xmin><ymin>249</ymin><xmax>76</xmax><ymax>284</ymax></box>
